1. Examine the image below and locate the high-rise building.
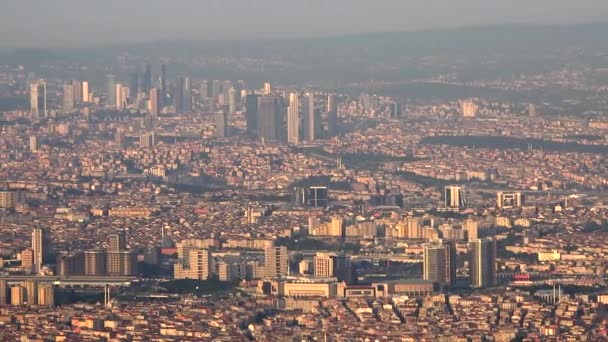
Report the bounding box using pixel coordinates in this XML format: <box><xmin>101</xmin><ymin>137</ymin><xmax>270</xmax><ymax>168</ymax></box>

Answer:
<box><xmin>302</xmin><ymin>93</ymin><xmax>318</xmax><ymax>141</ymax></box>
<box><xmin>174</xmin><ymin>248</ymin><xmax>212</xmax><ymax>280</ymax></box>
<box><xmin>72</xmin><ymin>80</ymin><xmax>82</xmax><ymax>104</ymax></box>
<box><xmin>23</xmin><ymin>280</ymin><xmax>38</xmax><ymax>305</ymax></box>
<box><xmin>160</xmin><ymin>64</ymin><xmax>167</xmax><ymax>107</ymax></box>
<box><xmin>107</xmin><ymin>251</ymin><xmax>139</xmax><ymax>276</ymax></box>
<box><xmin>139</xmin><ymin>132</ymin><xmax>156</xmax><ymax>149</ymax></box>
<box><xmin>228</xmin><ymin>86</ymin><xmax>237</xmax><ymax>113</ymax></box>
<box><xmin>31</xmin><ymin>228</ymin><xmax>48</xmax><ymax>272</ymax></box>
<box><xmin>149</xmin><ymin>87</ymin><xmax>159</xmax><ymax>116</ymax></box>
<box><xmin>461</xmin><ymin>100</ymin><xmax>478</xmax><ymax>118</ymax></box>
<box><xmin>82</xmin><ymin>81</ymin><xmax>90</xmax><ymax>103</ymax></box>
<box><xmin>313</xmin><ymin>252</ymin><xmax>352</xmax><ymax>282</ymax></box>
<box><xmin>11</xmin><ymin>286</ymin><xmax>25</xmax><ymax>306</ymax></box>
<box><xmin>444</xmin><ymin>186</ymin><xmax>466</xmax><ymax>209</ymax></box>
<box><xmin>115</xmin><ymin>83</ymin><xmax>127</xmax><ymax>110</ymax></box>
<box><xmin>30</xmin><ymin>80</ymin><xmax>47</xmax><ymax>118</ymax></box>
<box><xmin>29</xmin><ymin>135</ymin><xmax>38</xmax><ymax>153</ymax></box>
<box><xmin>37</xmin><ymin>283</ymin><xmax>54</xmax><ymax>306</ymax></box>
<box><xmin>0</xmin><ymin>280</ymin><xmax>6</xmax><ymax>305</ymax></box>
<box><xmin>469</xmin><ymin>238</ymin><xmax>497</xmax><ymax>288</ymax></box>
<box><xmin>258</xmin><ymin>95</ymin><xmax>282</xmax><ymax>142</ymax></box>
<box><xmin>21</xmin><ymin>248</ymin><xmax>34</xmax><ymax>270</ymax></box>
<box><xmin>287</xmin><ymin>93</ymin><xmax>300</xmax><ymax>144</ymax></box>
<box><xmin>463</xmin><ymin>219</ymin><xmax>478</xmax><ymax>241</ymax></box>
<box><xmin>0</xmin><ymin>190</ymin><xmax>24</xmax><ymax>209</ymax></box>
<box><xmin>175</xmin><ymin>77</ymin><xmax>192</xmax><ymax>112</ymax></box>
<box><xmin>264</xmin><ymin>246</ymin><xmax>288</xmax><ymax>278</ymax></box>
<box><xmin>129</xmin><ymin>72</ymin><xmax>140</xmax><ymax>102</ymax></box>
<box><xmin>327</xmin><ymin>94</ymin><xmax>339</xmax><ymax>137</ymax></box>
<box><xmin>63</xmin><ymin>83</ymin><xmax>75</xmax><ymax>113</ymax></box>
<box><xmin>263</xmin><ymin>82</ymin><xmax>272</xmax><ymax>95</ymax></box>
<box><xmin>390</xmin><ymin>102</ymin><xmax>402</xmax><ymax>118</ymax></box>
<box><xmin>108</xmin><ymin>232</ymin><xmax>127</xmax><ymax>253</ymax></box>
<box><xmin>84</xmin><ymin>251</ymin><xmax>107</xmax><ymax>276</ymax></box>
<box><xmin>143</xmin><ymin>63</ymin><xmax>152</xmax><ymax>93</ymax></box>
<box><xmin>211</xmin><ymin>80</ymin><xmax>222</xmax><ymax>99</ymax></box>
<box><xmin>496</xmin><ymin>192</ymin><xmax>523</xmax><ymax>209</ymax></box>
<box><xmin>199</xmin><ymin>80</ymin><xmax>210</xmax><ymax>100</ymax></box>
<box><xmin>106</xmin><ymin>74</ymin><xmax>117</xmax><ymax>108</ymax></box>
<box><xmin>308</xmin><ymin>186</ymin><xmax>328</xmax><ymax>208</ymax></box>
<box><xmin>423</xmin><ymin>240</ymin><xmax>456</xmax><ymax>289</ymax></box>
<box><xmin>529</xmin><ymin>103</ymin><xmax>536</xmax><ymax>116</ymax></box>
<box><xmin>245</xmin><ymin>94</ymin><xmax>260</xmax><ymax>135</ymax></box>
<box><xmin>215</xmin><ymin>111</ymin><xmax>228</xmax><ymax>138</ymax></box>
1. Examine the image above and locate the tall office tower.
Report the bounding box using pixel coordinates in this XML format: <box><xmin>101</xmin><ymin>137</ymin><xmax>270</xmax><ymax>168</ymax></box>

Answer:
<box><xmin>139</xmin><ymin>132</ymin><xmax>156</xmax><ymax>148</ymax></box>
<box><xmin>115</xmin><ymin>83</ymin><xmax>127</xmax><ymax>110</ymax></box>
<box><xmin>30</xmin><ymin>80</ymin><xmax>47</xmax><ymax>118</ymax></box>
<box><xmin>84</xmin><ymin>251</ymin><xmax>107</xmax><ymax>276</ymax></box>
<box><xmin>32</xmin><ymin>228</ymin><xmax>47</xmax><ymax>272</ymax></box>
<box><xmin>390</xmin><ymin>102</ymin><xmax>402</xmax><ymax>118</ymax></box>
<box><xmin>496</xmin><ymin>192</ymin><xmax>523</xmax><ymax>209</ymax></box>
<box><xmin>108</xmin><ymin>232</ymin><xmax>127</xmax><ymax>253</ymax></box>
<box><xmin>29</xmin><ymin>135</ymin><xmax>38</xmax><ymax>152</ymax></box>
<box><xmin>313</xmin><ymin>252</ymin><xmax>352</xmax><ymax>282</ymax></box>
<box><xmin>173</xmin><ymin>248</ymin><xmax>212</xmax><ymax>280</ymax></box>
<box><xmin>0</xmin><ymin>279</ymin><xmax>6</xmax><ymax>305</ymax></box>
<box><xmin>211</xmin><ymin>80</ymin><xmax>222</xmax><ymax>99</ymax></box>
<box><xmin>329</xmin><ymin>216</ymin><xmax>343</xmax><ymax>237</ymax></box>
<box><xmin>245</xmin><ymin>94</ymin><xmax>260</xmax><ymax>135</ymax></box>
<box><xmin>200</xmin><ymin>80</ymin><xmax>210</xmax><ymax>100</ymax></box>
<box><xmin>461</xmin><ymin>100</ymin><xmax>478</xmax><ymax>118</ymax></box>
<box><xmin>182</xmin><ymin>77</ymin><xmax>192</xmax><ymax>112</ymax></box>
<box><xmin>129</xmin><ymin>72</ymin><xmax>140</xmax><ymax>102</ymax></box>
<box><xmin>214</xmin><ymin>111</ymin><xmax>228</xmax><ymax>138</ymax></box>
<box><xmin>72</xmin><ymin>80</ymin><xmax>82</xmax><ymax>104</ymax></box>
<box><xmin>463</xmin><ymin>219</ymin><xmax>478</xmax><ymax>240</ymax></box>
<box><xmin>106</xmin><ymin>74</ymin><xmax>117</xmax><ymax>108</ymax></box>
<box><xmin>11</xmin><ymin>286</ymin><xmax>25</xmax><ymax>306</ymax></box>
<box><xmin>63</xmin><ymin>83</ymin><xmax>75</xmax><ymax>113</ymax></box>
<box><xmin>228</xmin><ymin>86</ymin><xmax>237</xmax><ymax>113</ymax></box>
<box><xmin>160</xmin><ymin>64</ymin><xmax>167</xmax><ymax>107</ymax></box>
<box><xmin>423</xmin><ymin>240</ymin><xmax>456</xmax><ymax>289</ymax></box>
<box><xmin>444</xmin><ymin>186</ymin><xmax>466</xmax><ymax>209</ymax></box>
<box><xmin>23</xmin><ymin>280</ymin><xmax>38</xmax><ymax>305</ymax></box>
<box><xmin>287</xmin><ymin>93</ymin><xmax>300</xmax><ymax>144</ymax></box>
<box><xmin>143</xmin><ymin>63</ymin><xmax>152</xmax><ymax>93</ymax></box>
<box><xmin>264</xmin><ymin>246</ymin><xmax>288</xmax><ymax>277</ymax></box>
<box><xmin>263</xmin><ymin>82</ymin><xmax>272</xmax><ymax>95</ymax></box>
<box><xmin>258</xmin><ymin>95</ymin><xmax>282</xmax><ymax>142</ymax></box>
<box><xmin>528</xmin><ymin>103</ymin><xmax>536</xmax><ymax>116</ymax></box>
<box><xmin>327</xmin><ymin>94</ymin><xmax>339</xmax><ymax>137</ymax></box>
<box><xmin>302</xmin><ymin>93</ymin><xmax>317</xmax><ymax>141</ymax></box>
<box><xmin>308</xmin><ymin>186</ymin><xmax>328</xmax><ymax>208</ymax></box>
<box><xmin>469</xmin><ymin>238</ymin><xmax>497</xmax><ymax>288</ymax></box>
<box><xmin>82</xmin><ymin>81</ymin><xmax>90</xmax><ymax>102</ymax></box>
<box><xmin>149</xmin><ymin>87</ymin><xmax>159</xmax><ymax>116</ymax></box>
<box><xmin>37</xmin><ymin>283</ymin><xmax>54</xmax><ymax>306</ymax></box>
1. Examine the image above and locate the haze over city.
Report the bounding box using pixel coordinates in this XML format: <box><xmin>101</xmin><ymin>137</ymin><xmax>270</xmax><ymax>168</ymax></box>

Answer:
<box><xmin>2</xmin><ymin>1</ymin><xmax>608</xmax><ymax>341</ymax></box>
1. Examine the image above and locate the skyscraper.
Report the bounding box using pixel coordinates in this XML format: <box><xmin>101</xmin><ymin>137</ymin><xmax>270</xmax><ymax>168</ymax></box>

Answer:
<box><xmin>200</xmin><ymin>80</ymin><xmax>210</xmax><ymax>100</ymax></box>
<box><xmin>37</xmin><ymin>283</ymin><xmax>55</xmax><ymax>306</ymax></box>
<box><xmin>149</xmin><ymin>88</ymin><xmax>159</xmax><ymax>116</ymax></box>
<box><xmin>327</xmin><ymin>94</ymin><xmax>339</xmax><ymax>137</ymax></box>
<box><xmin>258</xmin><ymin>95</ymin><xmax>282</xmax><ymax>142</ymax></box>
<box><xmin>245</xmin><ymin>94</ymin><xmax>260</xmax><ymax>135</ymax></box>
<box><xmin>313</xmin><ymin>252</ymin><xmax>352</xmax><ymax>282</ymax></box>
<box><xmin>106</xmin><ymin>74</ymin><xmax>117</xmax><ymax>108</ymax></box>
<box><xmin>175</xmin><ymin>77</ymin><xmax>192</xmax><ymax>112</ymax></box>
<box><xmin>115</xmin><ymin>83</ymin><xmax>127</xmax><ymax>110</ymax></box>
<box><xmin>143</xmin><ymin>63</ymin><xmax>152</xmax><ymax>93</ymax></box>
<box><xmin>263</xmin><ymin>82</ymin><xmax>272</xmax><ymax>95</ymax></box>
<box><xmin>265</xmin><ymin>246</ymin><xmax>288</xmax><ymax>277</ymax></box>
<box><xmin>31</xmin><ymin>228</ymin><xmax>48</xmax><ymax>272</ymax></box>
<box><xmin>82</xmin><ymin>81</ymin><xmax>90</xmax><ymax>103</ymax></box>
<box><xmin>0</xmin><ymin>280</ymin><xmax>6</xmax><ymax>305</ymax></box>
<box><xmin>228</xmin><ymin>86</ymin><xmax>237</xmax><ymax>113</ymax></box>
<box><xmin>496</xmin><ymin>192</ymin><xmax>523</xmax><ymax>209</ymax></box>
<box><xmin>215</xmin><ymin>111</ymin><xmax>228</xmax><ymax>138</ymax></box>
<box><xmin>30</xmin><ymin>80</ymin><xmax>47</xmax><ymax>118</ymax></box>
<box><xmin>160</xmin><ymin>64</ymin><xmax>167</xmax><ymax>107</ymax></box>
<box><xmin>469</xmin><ymin>238</ymin><xmax>497</xmax><ymax>288</ymax></box>
<box><xmin>63</xmin><ymin>83</ymin><xmax>75</xmax><ymax>113</ymax></box>
<box><xmin>29</xmin><ymin>135</ymin><xmax>38</xmax><ymax>153</ymax></box>
<box><xmin>423</xmin><ymin>240</ymin><xmax>456</xmax><ymax>289</ymax></box>
<box><xmin>444</xmin><ymin>186</ymin><xmax>466</xmax><ymax>209</ymax></box>
<box><xmin>302</xmin><ymin>93</ymin><xmax>317</xmax><ymax>141</ymax></box>
<box><xmin>461</xmin><ymin>100</ymin><xmax>478</xmax><ymax>118</ymax></box>
<box><xmin>287</xmin><ymin>93</ymin><xmax>300</xmax><ymax>144</ymax></box>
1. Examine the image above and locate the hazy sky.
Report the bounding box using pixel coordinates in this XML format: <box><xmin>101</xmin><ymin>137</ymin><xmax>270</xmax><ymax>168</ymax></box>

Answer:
<box><xmin>2</xmin><ymin>0</ymin><xmax>607</xmax><ymax>47</ymax></box>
